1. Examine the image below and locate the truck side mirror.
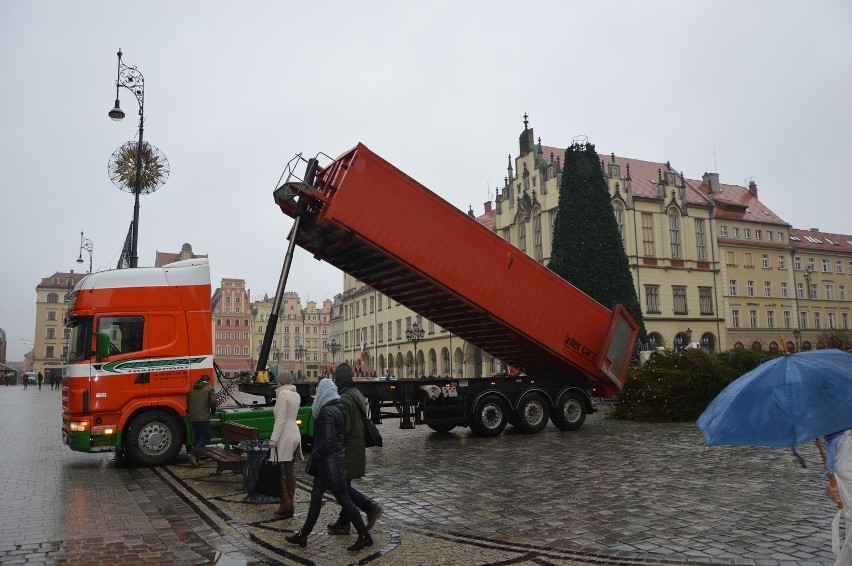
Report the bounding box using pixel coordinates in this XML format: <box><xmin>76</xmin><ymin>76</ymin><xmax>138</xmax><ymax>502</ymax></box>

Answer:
<box><xmin>95</xmin><ymin>332</ymin><xmax>111</xmax><ymax>362</ymax></box>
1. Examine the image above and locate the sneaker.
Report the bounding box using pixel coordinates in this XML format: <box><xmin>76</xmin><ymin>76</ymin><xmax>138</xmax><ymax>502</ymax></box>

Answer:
<box><xmin>366</xmin><ymin>504</ymin><xmax>384</xmax><ymax>530</ymax></box>
<box><xmin>326</xmin><ymin>518</ymin><xmax>351</xmax><ymax>535</ymax></box>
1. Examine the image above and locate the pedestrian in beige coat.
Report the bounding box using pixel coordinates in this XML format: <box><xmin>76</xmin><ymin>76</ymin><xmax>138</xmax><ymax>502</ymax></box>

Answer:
<box><xmin>268</xmin><ymin>370</ymin><xmax>302</xmax><ymax>517</ymax></box>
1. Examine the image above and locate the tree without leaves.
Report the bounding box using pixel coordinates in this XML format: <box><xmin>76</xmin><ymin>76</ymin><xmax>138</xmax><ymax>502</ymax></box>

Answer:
<box><xmin>548</xmin><ymin>141</ymin><xmax>646</xmax><ymax>341</ymax></box>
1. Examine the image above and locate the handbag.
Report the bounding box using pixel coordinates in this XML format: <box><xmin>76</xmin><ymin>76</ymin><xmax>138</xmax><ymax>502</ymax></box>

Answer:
<box><xmin>356</xmin><ymin>401</ymin><xmax>383</xmax><ymax>448</ymax></box>
<box><xmin>254</xmin><ymin>450</ymin><xmax>282</xmax><ymax>497</ymax></box>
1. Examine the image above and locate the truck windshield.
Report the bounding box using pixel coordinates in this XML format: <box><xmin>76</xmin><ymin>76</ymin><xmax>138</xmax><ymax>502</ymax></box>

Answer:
<box><xmin>66</xmin><ymin>316</ymin><xmax>93</xmax><ymax>364</ymax></box>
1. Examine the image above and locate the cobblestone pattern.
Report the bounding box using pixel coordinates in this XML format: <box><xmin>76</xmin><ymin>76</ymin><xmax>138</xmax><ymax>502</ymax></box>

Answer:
<box><xmin>0</xmin><ymin>384</ymin><xmax>842</xmax><ymax>565</ymax></box>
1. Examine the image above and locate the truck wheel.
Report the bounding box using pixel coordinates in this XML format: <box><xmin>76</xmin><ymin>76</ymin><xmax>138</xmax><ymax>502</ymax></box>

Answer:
<box><xmin>426</xmin><ymin>423</ymin><xmax>456</xmax><ymax>433</ymax></box>
<box><xmin>124</xmin><ymin>410</ymin><xmax>185</xmax><ymax>466</ymax></box>
<box><xmin>515</xmin><ymin>393</ymin><xmax>550</xmax><ymax>434</ymax></box>
<box><xmin>470</xmin><ymin>395</ymin><xmax>508</xmax><ymax>437</ymax></box>
<box><xmin>551</xmin><ymin>392</ymin><xmax>587</xmax><ymax>431</ymax></box>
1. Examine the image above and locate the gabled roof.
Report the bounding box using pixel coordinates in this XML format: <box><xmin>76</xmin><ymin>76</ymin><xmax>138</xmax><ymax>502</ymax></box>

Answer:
<box><xmin>37</xmin><ymin>271</ymin><xmax>85</xmax><ymax>289</ymax></box>
<box><xmin>538</xmin><ymin>144</ymin><xmax>786</xmax><ymax>226</ymax></box>
<box><xmin>790</xmin><ymin>228</ymin><xmax>852</xmax><ymax>253</ymax></box>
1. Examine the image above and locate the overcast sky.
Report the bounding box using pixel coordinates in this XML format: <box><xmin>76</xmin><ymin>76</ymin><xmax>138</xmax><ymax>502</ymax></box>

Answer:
<box><xmin>1</xmin><ymin>1</ymin><xmax>851</xmax><ymax>361</ymax></box>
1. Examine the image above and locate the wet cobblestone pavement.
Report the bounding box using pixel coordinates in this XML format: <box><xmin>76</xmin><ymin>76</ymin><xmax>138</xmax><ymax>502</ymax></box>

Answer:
<box><xmin>0</xmin><ymin>385</ymin><xmax>841</xmax><ymax>565</ymax></box>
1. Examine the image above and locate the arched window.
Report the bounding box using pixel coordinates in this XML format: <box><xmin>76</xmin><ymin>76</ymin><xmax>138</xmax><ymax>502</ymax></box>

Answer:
<box><xmin>647</xmin><ymin>332</ymin><xmax>664</xmax><ymax>349</ymax></box>
<box><xmin>668</xmin><ymin>208</ymin><xmax>681</xmax><ymax>258</ymax></box>
<box><xmin>803</xmin><ymin>341</ymin><xmax>813</xmax><ymax>351</ymax></box>
<box><xmin>751</xmin><ymin>341</ymin><xmax>762</xmax><ymax>351</ymax></box>
<box><xmin>700</xmin><ymin>333</ymin><xmax>715</xmax><ymax>353</ymax></box>
<box><xmin>734</xmin><ymin>342</ymin><xmax>745</xmax><ymax>349</ymax></box>
<box><xmin>613</xmin><ymin>201</ymin><xmax>625</xmax><ymax>242</ymax></box>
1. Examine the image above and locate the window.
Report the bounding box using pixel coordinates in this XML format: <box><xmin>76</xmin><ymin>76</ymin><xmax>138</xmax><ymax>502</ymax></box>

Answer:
<box><xmin>613</xmin><ymin>202</ymin><xmax>624</xmax><ymax>243</ymax></box>
<box><xmin>778</xmin><ymin>232</ymin><xmax>785</xmax><ymax>242</ymax></box>
<box><xmin>216</xmin><ymin>345</ymin><xmax>222</xmax><ymax>355</ymax></box>
<box><xmin>814</xmin><ymin>312</ymin><xmax>822</xmax><ymax>329</ymax></box>
<box><xmin>216</xmin><ymin>331</ymin><xmax>221</xmax><ymax>340</ymax></box>
<box><xmin>794</xmin><ymin>257</ymin><xmax>802</xmax><ymax>271</ymax></box>
<box><xmin>225</xmin><ymin>346</ymin><xmax>231</xmax><ymax>355</ymax></box>
<box><xmin>258</xmin><ymin>325</ymin><xmax>263</xmax><ymax>334</ymax></box>
<box><xmin>695</xmin><ymin>218</ymin><xmax>706</xmax><ymax>260</ymax></box>
<box><xmin>98</xmin><ymin>316</ymin><xmax>144</xmax><ymax>355</ymax></box>
<box><xmin>800</xmin><ymin>311</ymin><xmax>808</xmax><ymax>329</ymax></box>
<box><xmin>668</xmin><ymin>209</ymin><xmax>681</xmax><ymax>258</ymax></box>
<box><xmin>844</xmin><ymin>313</ymin><xmax>849</xmax><ymax>329</ymax></box>
<box><xmin>720</xmin><ymin>226</ymin><xmax>728</xmax><ymax>237</ymax></box>
<box><xmin>645</xmin><ymin>285</ymin><xmax>660</xmax><ymax>313</ymax></box>
<box><xmin>518</xmin><ymin>222</ymin><xmax>526</xmax><ymax>253</ymax></box>
<box><xmin>755</xmin><ymin>229</ymin><xmax>762</xmax><ymax>240</ymax></box>
<box><xmin>767</xmin><ymin>231</ymin><xmax>773</xmax><ymax>241</ymax></box>
<box><xmin>783</xmin><ymin>310</ymin><xmax>791</xmax><ymax>328</ymax></box>
<box><xmin>767</xmin><ymin>311</ymin><xmax>775</xmax><ymax>329</ymax></box>
<box><xmin>841</xmin><ymin>286</ymin><xmax>847</xmax><ymax>300</ymax></box>
<box><xmin>780</xmin><ymin>282</ymin><xmax>788</xmax><ymax>298</ymax></box>
<box><xmin>828</xmin><ymin>312</ymin><xmax>837</xmax><ymax>329</ymax></box>
<box><xmin>642</xmin><ymin>212</ymin><xmax>656</xmax><ymax>258</ymax></box>
<box><xmin>761</xmin><ymin>254</ymin><xmax>769</xmax><ymax>268</ymax></box>
<box><xmin>808</xmin><ymin>258</ymin><xmax>816</xmax><ymax>271</ymax></box>
<box><xmin>764</xmin><ymin>281</ymin><xmax>772</xmax><ymax>297</ymax></box>
<box><xmin>747</xmin><ymin>280</ymin><xmax>755</xmax><ymax>297</ymax></box>
<box><xmin>825</xmin><ymin>284</ymin><xmax>834</xmax><ymax>300</ymax></box>
<box><xmin>729</xmin><ymin>279</ymin><xmax>738</xmax><ymax>296</ymax></box>
<box><xmin>225</xmin><ymin>331</ymin><xmax>231</xmax><ymax>340</ymax></box>
<box><xmin>733</xmin><ymin>227</ymin><xmax>740</xmax><ymax>238</ymax></box>
<box><xmin>810</xmin><ymin>283</ymin><xmax>818</xmax><ymax>299</ymax></box>
<box><xmin>46</xmin><ymin>328</ymin><xmax>55</xmax><ymax>339</ymax></box>
<box><xmin>533</xmin><ymin>214</ymin><xmax>543</xmax><ymax>261</ymax></box>
<box><xmin>699</xmin><ymin>287</ymin><xmax>713</xmax><ymax>315</ymax></box>
<box><xmin>838</xmin><ymin>260</ymin><xmax>844</xmax><ymax>273</ymax></box>
<box><xmin>732</xmin><ymin>309</ymin><xmax>741</xmax><ymax>328</ymax></box>
<box><xmin>46</xmin><ymin>345</ymin><xmax>55</xmax><ymax>358</ymax></box>
<box><xmin>823</xmin><ymin>259</ymin><xmax>831</xmax><ymax>272</ymax></box>
<box><xmin>744</xmin><ymin>253</ymin><xmax>754</xmax><ymax>267</ymax></box>
<box><xmin>726</xmin><ymin>251</ymin><xmax>736</xmax><ymax>266</ymax></box>
<box><xmin>744</xmin><ymin>228</ymin><xmax>751</xmax><ymax>239</ymax></box>
<box><xmin>749</xmin><ymin>309</ymin><xmax>758</xmax><ymax>329</ymax></box>
<box><xmin>778</xmin><ymin>255</ymin><xmax>786</xmax><ymax>269</ymax></box>
<box><xmin>672</xmin><ymin>286</ymin><xmax>688</xmax><ymax>314</ymax></box>
<box><xmin>797</xmin><ymin>283</ymin><xmax>804</xmax><ymax>299</ymax></box>
<box><xmin>47</xmin><ymin>311</ymin><xmax>56</xmax><ymax>321</ymax></box>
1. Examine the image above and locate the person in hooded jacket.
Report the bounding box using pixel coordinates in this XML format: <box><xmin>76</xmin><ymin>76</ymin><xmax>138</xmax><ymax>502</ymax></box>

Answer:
<box><xmin>186</xmin><ymin>374</ymin><xmax>217</xmax><ymax>466</ymax></box>
<box><xmin>268</xmin><ymin>370</ymin><xmax>302</xmax><ymax>518</ymax></box>
<box><xmin>327</xmin><ymin>362</ymin><xmax>383</xmax><ymax>535</ymax></box>
<box><xmin>285</xmin><ymin>378</ymin><xmax>372</xmax><ymax>552</ymax></box>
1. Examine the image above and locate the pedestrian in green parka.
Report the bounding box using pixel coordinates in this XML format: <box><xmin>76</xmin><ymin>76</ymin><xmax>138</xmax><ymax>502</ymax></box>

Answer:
<box><xmin>186</xmin><ymin>374</ymin><xmax>217</xmax><ymax>466</ymax></box>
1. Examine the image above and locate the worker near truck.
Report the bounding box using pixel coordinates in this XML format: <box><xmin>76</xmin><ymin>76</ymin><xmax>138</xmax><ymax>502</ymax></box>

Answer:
<box><xmin>268</xmin><ymin>370</ymin><xmax>302</xmax><ymax>518</ymax></box>
<box><xmin>186</xmin><ymin>374</ymin><xmax>217</xmax><ymax>466</ymax></box>
<box><xmin>327</xmin><ymin>362</ymin><xmax>383</xmax><ymax>534</ymax></box>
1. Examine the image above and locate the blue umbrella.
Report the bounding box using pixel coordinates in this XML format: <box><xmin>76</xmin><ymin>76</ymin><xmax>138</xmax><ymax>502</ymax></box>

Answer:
<box><xmin>697</xmin><ymin>349</ymin><xmax>852</xmax><ymax>447</ymax></box>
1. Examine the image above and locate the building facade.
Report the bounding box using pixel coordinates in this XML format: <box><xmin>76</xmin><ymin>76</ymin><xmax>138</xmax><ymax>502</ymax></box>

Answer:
<box><xmin>212</xmin><ymin>278</ymin><xmax>252</xmax><ymax>377</ymax></box>
<box><xmin>33</xmin><ymin>271</ymin><xmax>85</xmax><ymax>382</ymax></box>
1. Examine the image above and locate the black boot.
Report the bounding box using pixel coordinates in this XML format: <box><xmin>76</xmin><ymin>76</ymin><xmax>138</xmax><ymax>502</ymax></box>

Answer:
<box><xmin>347</xmin><ymin>532</ymin><xmax>373</xmax><ymax>552</ymax></box>
<box><xmin>285</xmin><ymin>530</ymin><xmax>307</xmax><ymax>548</ymax></box>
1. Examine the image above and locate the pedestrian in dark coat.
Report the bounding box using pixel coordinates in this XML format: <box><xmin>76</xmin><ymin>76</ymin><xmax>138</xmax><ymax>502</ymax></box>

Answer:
<box><xmin>285</xmin><ymin>378</ymin><xmax>372</xmax><ymax>552</ymax></box>
<box><xmin>327</xmin><ymin>362</ymin><xmax>383</xmax><ymax>534</ymax></box>
<box><xmin>186</xmin><ymin>374</ymin><xmax>217</xmax><ymax>466</ymax></box>
<box><xmin>37</xmin><ymin>372</ymin><xmax>43</xmax><ymax>390</ymax></box>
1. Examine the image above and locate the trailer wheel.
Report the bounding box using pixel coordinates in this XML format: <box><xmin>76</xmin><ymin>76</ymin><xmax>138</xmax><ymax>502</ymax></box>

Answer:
<box><xmin>551</xmin><ymin>392</ymin><xmax>587</xmax><ymax>431</ymax></box>
<box><xmin>426</xmin><ymin>423</ymin><xmax>456</xmax><ymax>433</ymax></box>
<box><xmin>124</xmin><ymin>410</ymin><xmax>185</xmax><ymax>466</ymax></box>
<box><xmin>470</xmin><ymin>395</ymin><xmax>508</xmax><ymax>437</ymax></box>
<box><xmin>515</xmin><ymin>393</ymin><xmax>550</xmax><ymax>434</ymax></box>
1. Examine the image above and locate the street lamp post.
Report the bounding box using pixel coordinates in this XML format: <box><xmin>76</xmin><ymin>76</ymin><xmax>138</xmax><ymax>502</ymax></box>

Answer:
<box><xmin>328</xmin><ymin>338</ymin><xmax>340</xmax><ymax>364</ymax></box>
<box><xmin>295</xmin><ymin>345</ymin><xmax>305</xmax><ymax>381</ymax></box>
<box><xmin>405</xmin><ymin>322</ymin><xmax>424</xmax><ymax>379</ymax></box>
<box><xmin>109</xmin><ymin>48</ymin><xmax>145</xmax><ymax>268</ymax></box>
<box><xmin>793</xmin><ymin>328</ymin><xmax>802</xmax><ymax>352</ymax></box>
<box><xmin>76</xmin><ymin>231</ymin><xmax>93</xmax><ymax>274</ymax></box>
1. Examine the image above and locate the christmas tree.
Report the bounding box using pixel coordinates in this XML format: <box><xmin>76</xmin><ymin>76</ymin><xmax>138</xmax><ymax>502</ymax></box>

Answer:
<box><xmin>548</xmin><ymin>141</ymin><xmax>646</xmax><ymax>341</ymax></box>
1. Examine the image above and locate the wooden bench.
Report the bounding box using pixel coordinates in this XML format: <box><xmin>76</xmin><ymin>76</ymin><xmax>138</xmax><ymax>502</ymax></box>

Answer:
<box><xmin>196</xmin><ymin>421</ymin><xmax>259</xmax><ymax>475</ymax></box>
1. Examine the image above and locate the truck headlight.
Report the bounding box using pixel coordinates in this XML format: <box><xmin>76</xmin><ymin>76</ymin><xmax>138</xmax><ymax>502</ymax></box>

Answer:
<box><xmin>69</xmin><ymin>421</ymin><xmax>88</xmax><ymax>432</ymax></box>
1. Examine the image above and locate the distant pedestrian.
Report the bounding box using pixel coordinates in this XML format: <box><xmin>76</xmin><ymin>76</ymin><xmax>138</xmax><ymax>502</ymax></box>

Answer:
<box><xmin>186</xmin><ymin>374</ymin><xmax>217</xmax><ymax>466</ymax></box>
<box><xmin>268</xmin><ymin>370</ymin><xmax>302</xmax><ymax>518</ymax></box>
<box><xmin>327</xmin><ymin>362</ymin><xmax>383</xmax><ymax>535</ymax></box>
<box><xmin>22</xmin><ymin>375</ymin><xmax>27</xmax><ymax>389</ymax></box>
<box><xmin>285</xmin><ymin>378</ymin><xmax>372</xmax><ymax>551</ymax></box>
<box><xmin>37</xmin><ymin>372</ymin><xmax>43</xmax><ymax>390</ymax></box>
